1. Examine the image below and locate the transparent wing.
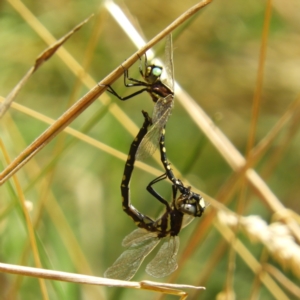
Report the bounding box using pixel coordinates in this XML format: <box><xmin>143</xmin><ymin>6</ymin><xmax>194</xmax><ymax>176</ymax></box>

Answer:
<box><xmin>104</xmin><ymin>229</ymin><xmax>160</xmax><ymax>280</ymax></box>
<box><xmin>122</xmin><ymin>228</ymin><xmax>158</xmax><ymax>247</ymax></box>
<box><xmin>146</xmin><ymin>236</ymin><xmax>179</xmax><ymax>278</ymax></box>
<box><xmin>163</xmin><ymin>34</ymin><xmax>174</xmax><ymax>91</ymax></box>
<box><xmin>152</xmin><ymin>94</ymin><xmax>174</xmax><ymax>124</ymax></box>
<box><xmin>182</xmin><ymin>214</ymin><xmax>195</xmax><ymax>228</ymax></box>
<box><xmin>135</xmin><ymin>122</ymin><xmax>162</xmax><ymax>160</ymax></box>
<box><xmin>136</xmin><ymin>94</ymin><xmax>174</xmax><ymax>160</ymax></box>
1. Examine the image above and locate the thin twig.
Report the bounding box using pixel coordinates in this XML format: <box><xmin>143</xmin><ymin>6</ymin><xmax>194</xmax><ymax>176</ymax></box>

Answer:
<box><xmin>245</xmin><ymin>0</ymin><xmax>272</xmax><ymax>155</ymax></box>
<box><xmin>0</xmin><ymin>262</ymin><xmax>205</xmax><ymax>300</ymax></box>
<box><xmin>0</xmin><ymin>15</ymin><xmax>93</xmax><ymax>118</ymax></box>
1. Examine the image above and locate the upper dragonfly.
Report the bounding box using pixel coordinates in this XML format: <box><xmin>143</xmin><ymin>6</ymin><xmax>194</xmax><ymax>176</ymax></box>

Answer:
<box><xmin>105</xmin><ymin>34</ymin><xmax>174</xmax><ymax>159</ymax></box>
<box><xmin>104</xmin><ymin>111</ymin><xmax>205</xmax><ymax>280</ymax></box>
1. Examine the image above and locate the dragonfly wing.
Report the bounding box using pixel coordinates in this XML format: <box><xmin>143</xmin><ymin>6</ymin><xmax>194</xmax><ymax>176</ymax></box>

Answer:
<box><xmin>136</xmin><ymin>95</ymin><xmax>173</xmax><ymax>160</ymax></box>
<box><xmin>152</xmin><ymin>94</ymin><xmax>174</xmax><ymax>124</ymax></box>
<box><xmin>136</xmin><ymin>124</ymin><xmax>162</xmax><ymax>160</ymax></box>
<box><xmin>104</xmin><ymin>235</ymin><xmax>160</xmax><ymax>280</ymax></box>
<box><xmin>122</xmin><ymin>228</ymin><xmax>158</xmax><ymax>247</ymax></box>
<box><xmin>146</xmin><ymin>236</ymin><xmax>179</xmax><ymax>278</ymax></box>
<box><xmin>163</xmin><ymin>34</ymin><xmax>174</xmax><ymax>91</ymax></box>
<box><xmin>182</xmin><ymin>214</ymin><xmax>195</xmax><ymax>228</ymax></box>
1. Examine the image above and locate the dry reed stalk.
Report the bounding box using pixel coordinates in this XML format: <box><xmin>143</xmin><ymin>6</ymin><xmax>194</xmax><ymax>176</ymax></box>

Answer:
<box><xmin>217</xmin><ymin>211</ymin><xmax>300</xmax><ymax>278</ymax></box>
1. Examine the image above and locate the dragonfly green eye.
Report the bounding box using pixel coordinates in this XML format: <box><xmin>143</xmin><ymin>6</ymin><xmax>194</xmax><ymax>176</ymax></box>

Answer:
<box><xmin>152</xmin><ymin>66</ymin><xmax>162</xmax><ymax>77</ymax></box>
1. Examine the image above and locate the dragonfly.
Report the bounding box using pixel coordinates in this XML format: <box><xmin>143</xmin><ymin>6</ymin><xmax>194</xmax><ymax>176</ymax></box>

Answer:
<box><xmin>105</xmin><ymin>34</ymin><xmax>175</xmax><ymax>159</ymax></box>
<box><xmin>104</xmin><ymin>111</ymin><xmax>205</xmax><ymax>280</ymax></box>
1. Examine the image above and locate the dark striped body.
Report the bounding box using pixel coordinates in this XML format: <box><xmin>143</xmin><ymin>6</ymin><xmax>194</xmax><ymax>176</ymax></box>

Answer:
<box><xmin>121</xmin><ymin>111</ymin><xmax>184</xmax><ymax>237</ymax></box>
<box><xmin>159</xmin><ymin>128</ymin><xmax>206</xmax><ymax>217</ymax></box>
<box><xmin>120</xmin><ymin>111</ymin><xmax>154</xmax><ymax>228</ymax></box>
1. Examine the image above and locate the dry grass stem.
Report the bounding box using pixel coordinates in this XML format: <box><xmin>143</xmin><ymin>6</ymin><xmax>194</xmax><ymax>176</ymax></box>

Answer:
<box><xmin>0</xmin><ymin>15</ymin><xmax>93</xmax><ymax>118</ymax></box>
<box><xmin>0</xmin><ymin>139</ymin><xmax>49</xmax><ymax>299</ymax></box>
<box><xmin>217</xmin><ymin>211</ymin><xmax>300</xmax><ymax>278</ymax></box>
<box><xmin>246</xmin><ymin>0</ymin><xmax>273</xmax><ymax>155</ymax></box>
<box><xmin>0</xmin><ymin>262</ymin><xmax>204</xmax><ymax>300</ymax></box>
<box><xmin>214</xmin><ymin>218</ymin><xmax>290</xmax><ymax>300</ymax></box>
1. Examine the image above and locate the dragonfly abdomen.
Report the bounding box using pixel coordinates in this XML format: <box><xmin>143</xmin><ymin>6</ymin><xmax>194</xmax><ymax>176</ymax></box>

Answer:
<box><xmin>154</xmin><ymin>209</ymin><xmax>184</xmax><ymax>238</ymax></box>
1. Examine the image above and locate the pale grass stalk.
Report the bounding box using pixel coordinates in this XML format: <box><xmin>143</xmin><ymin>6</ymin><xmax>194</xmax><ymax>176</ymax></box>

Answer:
<box><xmin>0</xmin><ymin>262</ymin><xmax>205</xmax><ymax>300</ymax></box>
<box><xmin>264</xmin><ymin>264</ymin><xmax>300</xmax><ymax>298</ymax></box>
<box><xmin>245</xmin><ymin>0</ymin><xmax>273</xmax><ymax>155</ymax></box>
<box><xmin>214</xmin><ymin>217</ymin><xmax>290</xmax><ymax>300</ymax></box>
<box><xmin>0</xmin><ymin>140</ymin><xmax>49</xmax><ymax>300</ymax></box>
<box><xmin>246</xmin><ymin>96</ymin><xmax>300</xmax><ymax>172</ymax></box>
<box><xmin>217</xmin><ymin>211</ymin><xmax>300</xmax><ymax>278</ymax></box>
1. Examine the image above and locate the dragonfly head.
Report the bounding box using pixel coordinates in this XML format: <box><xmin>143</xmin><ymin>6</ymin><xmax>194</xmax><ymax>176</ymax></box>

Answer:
<box><xmin>176</xmin><ymin>186</ymin><xmax>205</xmax><ymax>217</ymax></box>
<box><xmin>145</xmin><ymin>65</ymin><xmax>163</xmax><ymax>84</ymax></box>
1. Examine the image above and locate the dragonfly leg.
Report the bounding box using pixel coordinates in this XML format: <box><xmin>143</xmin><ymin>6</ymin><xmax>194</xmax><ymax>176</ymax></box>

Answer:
<box><xmin>146</xmin><ymin>173</ymin><xmax>170</xmax><ymax>210</ymax></box>
<box><xmin>138</xmin><ymin>53</ymin><xmax>148</xmax><ymax>78</ymax></box>
<box><xmin>105</xmin><ymin>84</ymin><xmax>148</xmax><ymax>101</ymax></box>
<box><xmin>104</xmin><ymin>64</ymin><xmax>150</xmax><ymax>101</ymax></box>
<box><xmin>123</xmin><ymin>67</ymin><xmax>148</xmax><ymax>86</ymax></box>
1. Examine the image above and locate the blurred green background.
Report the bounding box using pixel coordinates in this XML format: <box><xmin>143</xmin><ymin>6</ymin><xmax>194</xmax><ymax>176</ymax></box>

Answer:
<box><xmin>1</xmin><ymin>0</ymin><xmax>300</xmax><ymax>299</ymax></box>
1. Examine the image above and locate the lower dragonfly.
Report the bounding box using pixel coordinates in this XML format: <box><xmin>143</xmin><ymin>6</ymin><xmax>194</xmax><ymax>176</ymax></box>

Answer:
<box><xmin>105</xmin><ymin>34</ymin><xmax>174</xmax><ymax>159</ymax></box>
<box><xmin>104</xmin><ymin>111</ymin><xmax>205</xmax><ymax>280</ymax></box>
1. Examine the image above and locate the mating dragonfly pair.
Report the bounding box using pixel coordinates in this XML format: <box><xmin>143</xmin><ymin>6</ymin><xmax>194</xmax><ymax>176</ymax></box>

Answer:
<box><xmin>104</xmin><ymin>35</ymin><xmax>205</xmax><ymax>280</ymax></box>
